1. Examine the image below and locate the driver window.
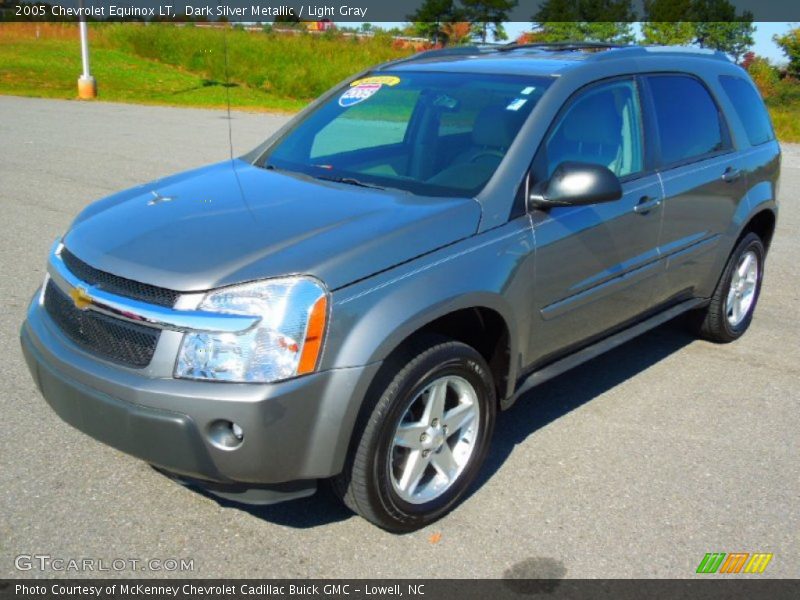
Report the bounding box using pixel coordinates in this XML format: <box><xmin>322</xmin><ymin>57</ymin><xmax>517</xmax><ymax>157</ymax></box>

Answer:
<box><xmin>544</xmin><ymin>79</ymin><xmax>643</xmax><ymax>179</ymax></box>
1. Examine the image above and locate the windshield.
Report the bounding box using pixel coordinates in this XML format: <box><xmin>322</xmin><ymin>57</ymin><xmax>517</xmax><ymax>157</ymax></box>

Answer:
<box><xmin>256</xmin><ymin>71</ymin><xmax>553</xmax><ymax>197</ymax></box>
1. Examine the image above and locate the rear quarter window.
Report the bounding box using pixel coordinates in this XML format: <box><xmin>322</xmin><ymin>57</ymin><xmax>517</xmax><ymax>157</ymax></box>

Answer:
<box><xmin>719</xmin><ymin>75</ymin><xmax>775</xmax><ymax>146</ymax></box>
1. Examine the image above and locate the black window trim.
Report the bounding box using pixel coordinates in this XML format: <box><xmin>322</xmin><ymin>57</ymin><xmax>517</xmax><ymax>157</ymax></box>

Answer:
<box><xmin>641</xmin><ymin>72</ymin><xmax>736</xmax><ymax>173</ymax></box>
<box><xmin>718</xmin><ymin>74</ymin><xmax>776</xmax><ymax>148</ymax></box>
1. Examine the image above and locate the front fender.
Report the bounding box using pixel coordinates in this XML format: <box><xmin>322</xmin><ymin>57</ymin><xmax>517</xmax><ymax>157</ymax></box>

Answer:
<box><xmin>321</xmin><ymin>219</ymin><xmax>536</xmax><ymax>399</ymax></box>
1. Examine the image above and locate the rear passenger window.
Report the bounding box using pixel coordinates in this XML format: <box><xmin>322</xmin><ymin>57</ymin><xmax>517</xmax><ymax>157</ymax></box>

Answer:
<box><xmin>719</xmin><ymin>75</ymin><xmax>775</xmax><ymax>146</ymax></box>
<box><xmin>647</xmin><ymin>75</ymin><xmax>728</xmax><ymax>165</ymax></box>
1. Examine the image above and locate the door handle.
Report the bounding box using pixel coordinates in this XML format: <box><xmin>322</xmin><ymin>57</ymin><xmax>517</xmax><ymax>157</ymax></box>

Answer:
<box><xmin>634</xmin><ymin>196</ymin><xmax>662</xmax><ymax>215</ymax></box>
<box><xmin>722</xmin><ymin>167</ymin><xmax>742</xmax><ymax>183</ymax></box>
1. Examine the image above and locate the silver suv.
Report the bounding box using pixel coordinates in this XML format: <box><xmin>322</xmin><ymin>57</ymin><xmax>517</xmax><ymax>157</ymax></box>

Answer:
<box><xmin>21</xmin><ymin>43</ymin><xmax>780</xmax><ymax>531</ymax></box>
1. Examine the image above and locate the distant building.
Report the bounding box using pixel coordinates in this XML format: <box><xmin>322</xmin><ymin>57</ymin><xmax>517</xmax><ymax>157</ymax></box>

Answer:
<box><xmin>306</xmin><ymin>19</ymin><xmax>335</xmax><ymax>32</ymax></box>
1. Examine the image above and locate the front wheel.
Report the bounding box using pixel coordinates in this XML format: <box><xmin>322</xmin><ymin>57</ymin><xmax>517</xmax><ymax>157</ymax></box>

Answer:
<box><xmin>333</xmin><ymin>337</ymin><xmax>496</xmax><ymax>532</ymax></box>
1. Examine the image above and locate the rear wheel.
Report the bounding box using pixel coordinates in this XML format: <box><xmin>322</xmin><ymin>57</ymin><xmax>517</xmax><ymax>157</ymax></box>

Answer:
<box><xmin>690</xmin><ymin>232</ymin><xmax>765</xmax><ymax>343</ymax></box>
<box><xmin>333</xmin><ymin>337</ymin><xmax>496</xmax><ymax>532</ymax></box>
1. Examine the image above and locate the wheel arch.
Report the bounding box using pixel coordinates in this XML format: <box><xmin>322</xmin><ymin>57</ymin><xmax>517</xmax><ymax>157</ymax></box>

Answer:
<box><xmin>740</xmin><ymin>207</ymin><xmax>777</xmax><ymax>252</ymax></box>
<box><xmin>382</xmin><ymin>304</ymin><xmax>514</xmax><ymax>404</ymax></box>
<box><xmin>330</xmin><ymin>290</ymin><xmax>520</xmax><ymax>405</ymax></box>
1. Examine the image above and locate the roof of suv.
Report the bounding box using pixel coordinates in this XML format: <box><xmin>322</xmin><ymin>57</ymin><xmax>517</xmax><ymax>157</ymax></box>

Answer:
<box><xmin>382</xmin><ymin>43</ymin><xmax>731</xmax><ymax>77</ymax></box>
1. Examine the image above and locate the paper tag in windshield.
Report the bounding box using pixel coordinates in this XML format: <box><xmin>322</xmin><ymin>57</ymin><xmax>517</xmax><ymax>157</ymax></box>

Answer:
<box><xmin>339</xmin><ymin>83</ymin><xmax>382</xmax><ymax>107</ymax></box>
<box><xmin>350</xmin><ymin>75</ymin><xmax>401</xmax><ymax>87</ymax></box>
<box><xmin>506</xmin><ymin>98</ymin><xmax>528</xmax><ymax>111</ymax></box>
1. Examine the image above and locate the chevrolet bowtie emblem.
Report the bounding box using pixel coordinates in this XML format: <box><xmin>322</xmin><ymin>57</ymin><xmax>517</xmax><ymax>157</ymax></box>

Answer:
<box><xmin>69</xmin><ymin>286</ymin><xmax>93</xmax><ymax>311</ymax></box>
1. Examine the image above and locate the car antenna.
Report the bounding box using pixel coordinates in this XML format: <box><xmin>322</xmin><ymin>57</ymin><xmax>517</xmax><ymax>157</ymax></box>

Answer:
<box><xmin>220</xmin><ymin>8</ymin><xmax>234</xmax><ymax>162</ymax></box>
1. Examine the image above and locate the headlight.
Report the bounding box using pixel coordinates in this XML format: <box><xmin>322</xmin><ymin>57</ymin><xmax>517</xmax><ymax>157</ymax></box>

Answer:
<box><xmin>175</xmin><ymin>277</ymin><xmax>328</xmax><ymax>383</ymax></box>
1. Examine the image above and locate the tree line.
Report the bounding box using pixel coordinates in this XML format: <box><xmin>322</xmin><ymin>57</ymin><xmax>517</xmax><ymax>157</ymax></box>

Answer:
<box><xmin>408</xmin><ymin>0</ymin><xmax>759</xmax><ymax>63</ymax></box>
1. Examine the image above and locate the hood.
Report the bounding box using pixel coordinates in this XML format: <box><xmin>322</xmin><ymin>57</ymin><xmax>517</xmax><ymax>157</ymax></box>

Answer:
<box><xmin>63</xmin><ymin>160</ymin><xmax>482</xmax><ymax>292</ymax></box>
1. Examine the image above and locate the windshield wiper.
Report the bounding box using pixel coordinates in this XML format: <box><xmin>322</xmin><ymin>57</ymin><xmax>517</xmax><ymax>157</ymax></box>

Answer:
<box><xmin>314</xmin><ymin>175</ymin><xmax>385</xmax><ymax>190</ymax></box>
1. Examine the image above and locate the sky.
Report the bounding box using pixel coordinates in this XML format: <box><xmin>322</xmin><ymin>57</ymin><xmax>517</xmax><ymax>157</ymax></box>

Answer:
<box><xmin>360</xmin><ymin>22</ymin><xmax>795</xmax><ymax>63</ymax></box>
<box><xmin>751</xmin><ymin>22</ymin><xmax>793</xmax><ymax>63</ymax></box>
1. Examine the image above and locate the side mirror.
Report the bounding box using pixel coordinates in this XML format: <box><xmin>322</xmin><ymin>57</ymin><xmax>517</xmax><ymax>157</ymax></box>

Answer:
<box><xmin>529</xmin><ymin>161</ymin><xmax>622</xmax><ymax>209</ymax></box>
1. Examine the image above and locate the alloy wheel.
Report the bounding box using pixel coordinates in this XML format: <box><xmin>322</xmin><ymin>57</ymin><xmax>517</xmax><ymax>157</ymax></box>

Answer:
<box><xmin>389</xmin><ymin>375</ymin><xmax>480</xmax><ymax>504</ymax></box>
<box><xmin>726</xmin><ymin>249</ymin><xmax>759</xmax><ymax>327</ymax></box>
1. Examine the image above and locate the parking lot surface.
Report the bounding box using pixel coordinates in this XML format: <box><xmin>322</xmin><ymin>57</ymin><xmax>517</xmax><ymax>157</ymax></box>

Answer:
<box><xmin>1</xmin><ymin>96</ymin><xmax>797</xmax><ymax>578</ymax></box>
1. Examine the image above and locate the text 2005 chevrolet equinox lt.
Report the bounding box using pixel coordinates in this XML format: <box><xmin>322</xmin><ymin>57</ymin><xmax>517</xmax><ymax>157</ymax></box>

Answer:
<box><xmin>22</xmin><ymin>43</ymin><xmax>780</xmax><ymax>531</ymax></box>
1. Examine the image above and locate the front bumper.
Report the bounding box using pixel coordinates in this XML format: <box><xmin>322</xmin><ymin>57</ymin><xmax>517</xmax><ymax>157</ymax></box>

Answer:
<box><xmin>21</xmin><ymin>294</ymin><xmax>380</xmax><ymax>493</ymax></box>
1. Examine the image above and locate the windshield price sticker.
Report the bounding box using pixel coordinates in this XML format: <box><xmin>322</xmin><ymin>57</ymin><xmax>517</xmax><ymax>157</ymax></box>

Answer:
<box><xmin>350</xmin><ymin>75</ymin><xmax>401</xmax><ymax>87</ymax></box>
<box><xmin>339</xmin><ymin>83</ymin><xmax>383</xmax><ymax>107</ymax></box>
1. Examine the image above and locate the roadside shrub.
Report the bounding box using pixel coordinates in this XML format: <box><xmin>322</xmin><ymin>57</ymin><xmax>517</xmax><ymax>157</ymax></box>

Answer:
<box><xmin>740</xmin><ymin>51</ymin><xmax>756</xmax><ymax>70</ymax></box>
<box><xmin>746</xmin><ymin>56</ymin><xmax>779</xmax><ymax>98</ymax></box>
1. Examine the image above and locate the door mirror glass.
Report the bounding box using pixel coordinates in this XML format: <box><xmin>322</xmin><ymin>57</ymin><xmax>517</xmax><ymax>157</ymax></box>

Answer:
<box><xmin>529</xmin><ymin>161</ymin><xmax>623</xmax><ymax>209</ymax></box>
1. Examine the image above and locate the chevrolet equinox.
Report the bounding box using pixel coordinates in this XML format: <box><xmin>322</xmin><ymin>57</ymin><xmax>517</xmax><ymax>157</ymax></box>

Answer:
<box><xmin>21</xmin><ymin>43</ymin><xmax>780</xmax><ymax>531</ymax></box>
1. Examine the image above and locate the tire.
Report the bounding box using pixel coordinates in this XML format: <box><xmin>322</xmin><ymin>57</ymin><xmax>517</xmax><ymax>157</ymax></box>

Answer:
<box><xmin>690</xmin><ymin>232</ymin><xmax>765</xmax><ymax>343</ymax></box>
<box><xmin>333</xmin><ymin>336</ymin><xmax>496</xmax><ymax>532</ymax></box>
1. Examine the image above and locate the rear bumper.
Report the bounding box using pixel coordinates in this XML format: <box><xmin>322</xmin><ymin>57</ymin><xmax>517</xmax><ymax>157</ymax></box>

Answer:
<box><xmin>21</xmin><ymin>295</ymin><xmax>380</xmax><ymax>490</ymax></box>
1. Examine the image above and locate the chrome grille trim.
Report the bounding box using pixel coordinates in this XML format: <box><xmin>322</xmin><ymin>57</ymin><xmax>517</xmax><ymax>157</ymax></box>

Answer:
<box><xmin>47</xmin><ymin>242</ymin><xmax>260</xmax><ymax>334</ymax></box>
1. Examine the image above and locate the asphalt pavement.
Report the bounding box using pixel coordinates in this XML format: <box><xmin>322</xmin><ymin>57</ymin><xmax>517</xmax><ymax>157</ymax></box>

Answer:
<box><xmin>0</xmin><ymin>96</ymin><xmax>797</xmax><ymax>579</ymax></box>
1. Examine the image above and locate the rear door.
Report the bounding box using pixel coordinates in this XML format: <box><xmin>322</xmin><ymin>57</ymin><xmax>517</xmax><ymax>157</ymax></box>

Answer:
<box><xmin>642</xmin><ymin>73</ymin><xmax>746</xmax><ymax>306</ymax></box>
<box><xmin>527</xmin><ymin>77</ymin><xmax>665</xmax><ymax>366</ymax></box>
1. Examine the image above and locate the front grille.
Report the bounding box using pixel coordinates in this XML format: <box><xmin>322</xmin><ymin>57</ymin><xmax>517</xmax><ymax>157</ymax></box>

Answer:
<box><xmin>43</xmin><ymin>281</ymin><xmax>160</xmax><ymax>368</ymax></box>
<box><xmin>61</xmin><ymin>248</ymin><xmax>179</xmax><ymax>307</ymax></box>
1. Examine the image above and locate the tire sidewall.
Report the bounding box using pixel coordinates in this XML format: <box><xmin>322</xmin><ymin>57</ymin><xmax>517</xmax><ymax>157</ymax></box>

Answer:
<box><xmin>720</xmin><ymin>234</ymin><xmax>765</xmax><ymax>338</ymax></box>
<box><xmin>370</xmin><ymin>345</ymin><xmax>496</xmax><ymax>527</ymax></box>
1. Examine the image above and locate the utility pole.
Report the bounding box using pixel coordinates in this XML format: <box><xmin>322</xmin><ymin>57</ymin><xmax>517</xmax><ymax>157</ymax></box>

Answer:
<box><xmin>77</xmin><ymin>0</ymin><xmax>97</xmax><ymax>99</ymax></box>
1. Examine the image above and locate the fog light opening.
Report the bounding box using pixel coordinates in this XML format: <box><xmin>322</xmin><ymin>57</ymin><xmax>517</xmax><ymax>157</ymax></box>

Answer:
<box><xmin>208</xmin><ymin>420</ymin><xmax>244</xmax><ymax>450</ymax></box>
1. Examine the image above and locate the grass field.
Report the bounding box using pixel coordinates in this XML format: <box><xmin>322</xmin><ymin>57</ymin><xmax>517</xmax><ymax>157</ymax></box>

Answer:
<box><xmin>0</xmin><ymin>23</ymin><xmax>414</xmax><ymax>112</ymax></box>
<box><xmin>765</xmin><ymin>83</ymin><xmax>800</xmax><ymax>143</ymax></box>
<box><xmin>1</xmin><ymin>23</ymin><xmax>799</xmax><ymax>141</ymax></box>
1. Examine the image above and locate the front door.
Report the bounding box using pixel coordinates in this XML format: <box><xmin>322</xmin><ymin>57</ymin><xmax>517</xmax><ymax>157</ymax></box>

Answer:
<box><xmin>526</xmin><ymin>77</ymin><xmax>665</xmax><ymax>367</ymax></box>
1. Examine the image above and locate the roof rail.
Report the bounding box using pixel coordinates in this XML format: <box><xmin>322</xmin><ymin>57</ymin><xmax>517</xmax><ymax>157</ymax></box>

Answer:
<box><xmin>587</xmin><ymin>45</ymin><xmax>731</xmax><ymax>62</ymax></box>
<box><xmin>407</xmin><ymin>45</ymin><xmax>494</xmax><ymax>59</ymax></box>
<box><xmin>498</xmin><ymin>41</ymin><xmax>626</xmax><ymax>53</ymax></box>
<box><xmin>376</xmin><ymin>42</ymin><xmax>731</xmax><ymax>72</ymax></box>
<box><xmin>379</xmin><ymin>41</ymin><xmax>624</xmax><ymax>70</ymax></box>
<box><xmin>378</xmin><ymin>44</ymin><xmax>495</xmax><ymax>70</ymax></box>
